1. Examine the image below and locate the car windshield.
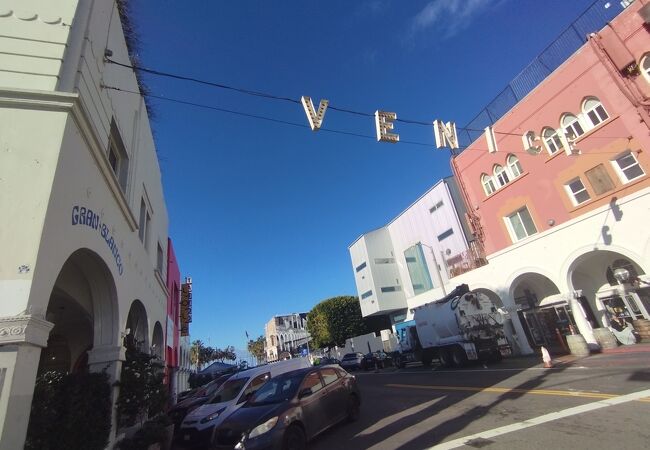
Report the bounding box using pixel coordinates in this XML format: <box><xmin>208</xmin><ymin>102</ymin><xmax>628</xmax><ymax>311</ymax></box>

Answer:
<box><xmin>342</xmin><ymin>354</ymin><xmax>357</xmax><ymax>359</ymax></box>
<box><xmin>246</xmin><ymin>373</ymin><xmax>305</xmax><ymax>406</ymax></box>
<box><xmin>209</xmin><ymin>377</ymin><xmax>248</xmax><ymax>404</ymax></box>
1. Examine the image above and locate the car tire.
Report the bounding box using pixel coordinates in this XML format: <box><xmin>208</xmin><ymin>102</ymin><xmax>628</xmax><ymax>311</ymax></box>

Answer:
<box><xmin>283</xmin><ymin>425</ymin><xmax>306</xmax><ymax>450</ymax></box>
<box><xmin>346</xmin><ymin>395</ymin><xmax>360</xmax><ymax>422</ymax></box>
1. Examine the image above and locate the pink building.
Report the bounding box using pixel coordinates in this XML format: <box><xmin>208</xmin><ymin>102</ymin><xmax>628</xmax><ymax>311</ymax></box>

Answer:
<box><xmin>449</xmin><ymin>2</ymin><xmax>650</xmax><ymax>355</ymax></box>
<box><xmin>165</xmin><ymin>238</ymin><xmax>182</xmax><ymax>400</ymax></box>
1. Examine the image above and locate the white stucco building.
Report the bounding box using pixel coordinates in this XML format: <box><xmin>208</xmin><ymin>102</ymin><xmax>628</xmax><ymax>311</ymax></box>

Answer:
<box><xmin>349</xmin><ymin>177</ymin><xmax>479</xmax><ymax>325</ymax></box>
<box><xmin>265</xmin><ymin>313</ymin><xmax>310</xmax><ymax>362</ymax></box>
<box><xmin>0</xmin><ymin>1</ymin><xmax>170</xmax><ymax>447</ymax></box>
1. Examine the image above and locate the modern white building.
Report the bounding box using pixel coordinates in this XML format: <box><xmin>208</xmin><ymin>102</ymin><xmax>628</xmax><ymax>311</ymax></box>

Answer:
<box><xmin>0</xmin><ymin>1</ymin><xmax>170</xmax><ymax>447</ymax></box>
<box><xmin>349</xmin><ymin>177</ymin><xmax>479</xmax><ymax>325</ymax></box>
<box><xmin>264</xmin><ymin>313</ymin><xmax>310</xmax><ymax>361</ymax></box>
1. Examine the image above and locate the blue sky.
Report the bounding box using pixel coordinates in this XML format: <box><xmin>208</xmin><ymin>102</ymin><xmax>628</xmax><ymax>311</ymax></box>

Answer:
<box><xmin>130</xmin><ymin>0</ymin><xmax>606</xmax><ymax>356</ymax></box>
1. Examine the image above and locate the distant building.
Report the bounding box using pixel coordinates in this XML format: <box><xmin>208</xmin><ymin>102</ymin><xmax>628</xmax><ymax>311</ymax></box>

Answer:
<box><xmin>264</xmin><ymin>313</ymin><xmax>310</xmax><ymax>361</ymax></box>
<box><xmin>348</xmin><ymin>177</ymin><xmax>478</xmax><ymax>325</ymax></box>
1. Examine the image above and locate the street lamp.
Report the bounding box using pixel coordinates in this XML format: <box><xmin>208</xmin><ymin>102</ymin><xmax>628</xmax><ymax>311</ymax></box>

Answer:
<box><xmin>613</xmin><ymin>267</ymin><xmax>630</xmax><ymax>285</ymax></box>
<box><xmin>418</xmin><ymin>241</ymin><xmax>447</xmax><ymax>296</ymax></box>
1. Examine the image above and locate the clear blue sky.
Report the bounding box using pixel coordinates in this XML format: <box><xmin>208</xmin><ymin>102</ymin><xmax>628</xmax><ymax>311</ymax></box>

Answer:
<box><xmin>130</xmin><ymin>0</ymin><xmax>604</xmax><ymax>355</ymax></box>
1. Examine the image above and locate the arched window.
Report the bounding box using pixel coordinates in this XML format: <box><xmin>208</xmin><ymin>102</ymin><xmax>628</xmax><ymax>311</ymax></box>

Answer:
<box><xmin>561</xmin><ymin>113</ymin><xmax>585</xmax><ymax>140</ymax></box>
<box><xmin>494</xmin><ymin>164</ymin><xmax>510</xmax><ymax>187</ymax></box>
<box><xmin>641</xmin><ymin>54</ymin><xmax>650</xmax><ymax>82</ymax></box>
<box><xmin>582</xmin><ymin>97</ymin><xmax>609</xmax><ymax>128</ymax></box>
<box><xmin>542</xmin><ymin>127</ymin><xmax>563</xmax><ymax>154</ymax></box>
<box><xmin>481</xmin><ymin>174</ymin><xmax>496</xmax><ymax>196</ymax></box>
<box><xmin>507</xmin><ymin>154</ymin><xmax>523</xmax><ymax>178</ymax></box>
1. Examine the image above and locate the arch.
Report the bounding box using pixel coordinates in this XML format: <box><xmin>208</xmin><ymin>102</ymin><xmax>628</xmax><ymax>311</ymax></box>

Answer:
<box><xmin>481</xmin><ymin>173</ymin><xmax>496</xmax><ymax>196</ymax></box>
<box><xmin>152</xmin><ymin>321</ymin><xmax>164</xmax><ymax>359</ymax></box>
<box><xmin>508</xmin><ymin>271</ymin><xmax>561</xmax><ymax>308</ymax></box>
<box><xmin>493</xmin><ymin>164</ymin><xmax>510</xmax><ymax>187</ymax></box>
<box><xmin>564</xmin><ymin>248</ymin><xmax>648</xmax><ymax>325</ymax></box>
<box><xmin>125</xmin><ymin>300</ymin><xmax>149</xmax><ymax>352</ymax></box>
<box><xmin>542</xmin><ymin>127</ymin><xmax>563</xmax><ymax>154</ymax></box>
<box><xmin>560</xmin><ymin>113</ymin><xmax>585</xmax><ymax>140</ymax></box>
<box><xmin>581</xmin><ymin>96</ymin><xmax>608</xmax><ymax>128</ymax></box>
<box><xmin>506</xmin><ymin>154</ymin><xmax>522</xmax><ymax>178</ymax></box>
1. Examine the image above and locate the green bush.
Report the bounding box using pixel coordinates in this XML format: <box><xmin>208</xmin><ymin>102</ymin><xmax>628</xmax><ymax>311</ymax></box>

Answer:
<box><xmin>25</xmin><ymin>371</ymin><xmax>112</xmax><ymax>450</ymax></box>
<box><xmin>116</xmin><ymin>349</ymin><xmax>169</xmax><ymax>428</ymax></box>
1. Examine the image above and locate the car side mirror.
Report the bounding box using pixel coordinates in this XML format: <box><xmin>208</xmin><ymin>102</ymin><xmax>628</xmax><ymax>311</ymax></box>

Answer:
<box><xmin>298</xmin><ymin>388</ymin><xmax>313</xmax><ymax>399</ymax></box>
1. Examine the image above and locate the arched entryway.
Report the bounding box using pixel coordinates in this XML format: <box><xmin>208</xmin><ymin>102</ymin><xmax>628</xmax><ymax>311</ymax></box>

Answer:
<box><xmin>125</xmin><ymin>300</ymin><xmax>149</xmax><ymax>353</ymax></box>
<box><xmin>509</xmin><ymin>272</ymin><xmax>574</xmax><ymax>353</ymax></box>
<box><xmin>568</xmin><ymin>249</ymin><xmax>649</xmax><ymax>329</ymax></box>
<box><xmin>38</xmin><ymin>248</ymin><xmax>118</xmax><ymax>375</ymax></box>
<box><xmin>152</xmin><ymin>321</ymin><xmax>164</xmax><ymax>359</ymax></box>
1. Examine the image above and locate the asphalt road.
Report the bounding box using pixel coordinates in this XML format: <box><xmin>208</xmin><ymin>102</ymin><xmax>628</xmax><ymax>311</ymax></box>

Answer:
<box><xmin>309</xmin><ymin>351</ymin><xmax>650</xmax><ymax>450</ymax></box>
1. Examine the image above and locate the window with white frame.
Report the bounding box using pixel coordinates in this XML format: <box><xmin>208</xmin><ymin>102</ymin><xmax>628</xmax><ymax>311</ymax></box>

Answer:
<box><xmin>561</xmin><ymin>113</ymin><xmax>585</xmax><ymax>141</ymax></box>
<box><xmin>565</xmin><ymin>178</ymin><xmax>591</xmax><ymax>205</ymax></box>
<box><xmin>505</xmin><ymin>207</ymin><xmax>537</xmax><ymax>242</ymax></box>
<box><xmin>611</xmin><ymin>151</ymin><xmax>645</xmax><ymax>183</ymax></box>
<box><xmin>542</xmin><ymin>127</ymin><xmax>563</xmax><ymax>154</ymax></box>
<box><xmin>156</xmin><ymin>242</ymin><xmax>165</xmax><ymax>277</ymax></box>
<box><xmin>108</xmin><ymin>120</ymin><xmax>129</xmax><ymax>192</ymax></box>
<box><xmin>138</xmin><ymin>197</ymin><xmax>152</xmax><ymax>249</ymax></box>
<box><xmin>582</xmin><ymin>97</ymin><xmax>609</xmax><ymax>128</ymax></box>
<box><xmin>641</xmin><ymin>54</ymin><xmax>650</xmax><ymax>82</ymax></box>
<box><xmin>494</xmin><ymin>164</ymin><xmax>510</xmax><ymax>187</ymax></box>
<box><xmin>481</xmin><ymin>174</ymin><xmax>496</xmax><ymax>195</ymax></box>
<box><xmin>507</xmin><ymin>154</ymin><xmax>523</xmax><ymax>178</ymax></box>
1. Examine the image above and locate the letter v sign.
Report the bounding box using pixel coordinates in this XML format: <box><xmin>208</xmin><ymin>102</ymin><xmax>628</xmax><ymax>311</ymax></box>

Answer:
<box><xmin>301</xmin><ymin>96</ymin><xmax>329</xmax><ymax>131</ymax></box>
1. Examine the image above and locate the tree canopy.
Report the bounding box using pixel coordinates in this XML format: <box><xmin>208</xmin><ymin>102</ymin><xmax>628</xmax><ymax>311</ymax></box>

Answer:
<box><xmin>190</xmin><ymin>340</ymin><xmax>237</xmax><ymax>369</ymax></box>
<box><xmin>306</xmin><ymin>296</ymin><xmax>367</xmax><ymax>349</ymax></box>
<box><xmin>247</xmin><ymin>336</ymin><xmax>266</xmax><ymax>364</ymax></box>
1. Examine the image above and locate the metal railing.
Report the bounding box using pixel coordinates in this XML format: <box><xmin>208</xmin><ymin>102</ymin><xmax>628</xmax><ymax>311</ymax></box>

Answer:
<box><xmin>458</xmin><ymin>0</ymin><xmax>626</xmax><ymax>150</ymax></box>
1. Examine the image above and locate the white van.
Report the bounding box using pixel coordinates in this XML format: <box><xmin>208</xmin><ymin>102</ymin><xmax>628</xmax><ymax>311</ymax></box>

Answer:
<box><xmin>178</xmin><ymin>358</ymin><xmax>312</xmax><ymax>447</ymax></box>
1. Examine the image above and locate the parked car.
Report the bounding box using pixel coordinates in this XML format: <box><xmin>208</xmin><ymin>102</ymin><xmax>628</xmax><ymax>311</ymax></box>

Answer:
<box><xmin>321</xmin><ymin>356</ymin><xmax>341</xmax><ymax>366</ymax></box>
<box><xmin>212</xmin><ymin>365</ymin><xmax>360</xmax><ymax>449</ymax></box>
<box><xmin>177</xmin><ymin>358</ymin><xmax>312</xmax><ymax>448</ymax></box>
<box><xmin>361</xmin><ymin>351</ymin><xmax>393</xmax><ymax>370</ymax></box>
<box><xmin>169</xmin><ymin>373</ymin><xmax>233</xmax><ymax>430</ymax></box>
<box><xmin>340</xmin><ymin>352</ymin><xmax>364</xmax><ymax>371</ymax></box>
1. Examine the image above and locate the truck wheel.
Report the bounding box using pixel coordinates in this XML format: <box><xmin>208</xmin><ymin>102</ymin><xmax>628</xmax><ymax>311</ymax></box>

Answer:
<box><xmin>422</xmin><ymin>354</ymin><xmax>432</xmax><ymax>367</ymax></box>
<box><xmin>451</xmin><ymin>346</ymin><xmax>467</xmax><ymax>367</ymax></box>
<box><xmin>489</xmin><ymin>350</ymin><xmax>503</xmax><ymax>363</ymax></box>
<box><xmin>438</xmin><ymin>348</ymin><xmax>453</xmax><ymax>368</ymax></box>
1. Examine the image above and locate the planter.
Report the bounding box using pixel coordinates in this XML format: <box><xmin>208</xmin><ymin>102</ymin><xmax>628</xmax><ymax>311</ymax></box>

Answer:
<box><xmin>566</xmin><ymin>334</ymin><xmax>590</xmax><ymax>357</ymax></box>
<box><xmin>593</xmin><ymin>328</ymin><xmax>618</xmax><ymax>349</ymax></box>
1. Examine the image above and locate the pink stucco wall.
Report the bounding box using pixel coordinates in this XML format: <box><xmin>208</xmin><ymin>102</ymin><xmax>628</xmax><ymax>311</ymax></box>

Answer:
<box><xmin>166</xmin><ymin>238</ymin><xmax>181</xmax><ymax>368</ymax></box>
<box><xmin>454</xmin><ymin>2</ymin><xmax>650</xmax><ymax>256</ymax></box>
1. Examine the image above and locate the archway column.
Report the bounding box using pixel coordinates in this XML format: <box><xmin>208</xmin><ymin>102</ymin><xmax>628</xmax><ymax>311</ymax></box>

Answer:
<box><xmin>0</xmin><ymin>314</ymin><xmax>54</xmax><ymax>450</ymax></box>
<box><xmin>502</xmin><ymin>303</ymin><xmax>534</xmax><ymax>355</ymax></box>
<box><xmin>87</xmin><ymin>344</ymin><xmax>126</xmax><ymax>447</ymax></box>
<box><xmin>569</xmin><ymin>296</ymin><xmax>599</xmax><ymax>349</ymax></box>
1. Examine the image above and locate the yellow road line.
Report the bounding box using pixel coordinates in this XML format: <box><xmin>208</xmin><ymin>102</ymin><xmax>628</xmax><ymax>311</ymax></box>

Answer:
<box><xmin>385</xmin><ymin>383</ymin><xmax>650</xmax><ymax>402</ymax></box>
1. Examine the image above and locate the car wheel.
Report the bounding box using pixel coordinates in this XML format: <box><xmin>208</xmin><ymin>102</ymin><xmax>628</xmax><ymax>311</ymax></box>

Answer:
<box><xmin>283</xmin><ymin>425</ymin><xmax>306</xmax><ymax>450</ymax></box>
<box><xmin>346</xmin><ymin>395</ymin><xmax>360</xmax><ymax>422</ymax></box>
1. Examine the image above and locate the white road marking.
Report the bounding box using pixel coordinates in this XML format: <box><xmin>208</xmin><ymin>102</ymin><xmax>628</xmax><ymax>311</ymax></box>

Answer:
<box><xmin>428</xmin><ymin>388</ymin><xmax>650</xmax><ymax>449</ymax></box>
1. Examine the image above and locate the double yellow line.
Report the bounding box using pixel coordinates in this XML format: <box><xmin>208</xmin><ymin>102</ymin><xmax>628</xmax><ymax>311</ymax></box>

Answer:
<box><xmin>385</xmin><ymin>383</ymin><xmax>650</xmax><ymax>402</ymax></box>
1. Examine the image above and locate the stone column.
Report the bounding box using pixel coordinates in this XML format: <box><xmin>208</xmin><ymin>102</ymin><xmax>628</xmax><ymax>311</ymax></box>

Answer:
<box><xmin>87</xmin><ymin>345</ymin><xmax>126</xmax><ymax>447</ymax></box>
<box><xmin>570</xmin><ymin>296</ymin><xmax>599</xmax><ymax>350</ymax></box>
<box><xmin>0</xmin><ymin>314</ymin><xmax>54</xmax><ymax>450</ymax></box>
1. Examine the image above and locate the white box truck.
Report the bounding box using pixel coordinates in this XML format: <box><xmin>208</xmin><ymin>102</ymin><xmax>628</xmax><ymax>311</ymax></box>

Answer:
<box><xmin>395</xmin><ymin>284</ymin><xmax>511</xmax><ymax>368</ymax></box>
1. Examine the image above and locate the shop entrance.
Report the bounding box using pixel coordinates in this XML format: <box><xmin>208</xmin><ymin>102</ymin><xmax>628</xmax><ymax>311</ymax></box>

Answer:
<box><xmin>517</xmin><ymin>301</ymin><xmax>576</xmax><ymax>354</ymax></box>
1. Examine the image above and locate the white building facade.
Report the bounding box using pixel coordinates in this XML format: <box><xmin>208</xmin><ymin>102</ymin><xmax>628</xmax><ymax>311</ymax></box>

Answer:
<box><xmin>0</xmin><ymin>1</ymin><xmax>170</xmax><ymax>447</ymax></box>
<box><xmin>265</xmin><ymin>313</ymin><xmax>310</xmax><ymax>362</ymax></box>
<box><xmin>349</xmin><ymin>177</ymin><xmax>478</xmax><ymax>325</ymax></box>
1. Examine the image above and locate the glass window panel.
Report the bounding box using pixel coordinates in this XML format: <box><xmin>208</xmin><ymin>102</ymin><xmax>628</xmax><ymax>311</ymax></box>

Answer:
<box><xmin>509</xmin><ymin>214</ymin><xmax>527</xmax><ymax>241</ymax></box>
<box><xmin>404</xmin><ymin>244</ymin><xmax>434</xmax><ymax>295</ymax></box>
<box><xmin>519</xmin><ymin>208</ymin><xmax>537</xmax><ymax>236</ymax></box>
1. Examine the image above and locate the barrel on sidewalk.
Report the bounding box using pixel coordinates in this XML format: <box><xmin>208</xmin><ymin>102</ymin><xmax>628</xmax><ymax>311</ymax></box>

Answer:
<box><xmin>566</xmin><ymin>334</ymin><xmax>590</xmax><ymax>356</ymax></box>
<box><xmin>632</xmin><ymin>319</ymin><xmax>650</xmax><ymax>340</ymax></box>
<box><xmin>593</xmin><ymin>327</ymin><xmax>618</xmax><ymax>349</ymax></box>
